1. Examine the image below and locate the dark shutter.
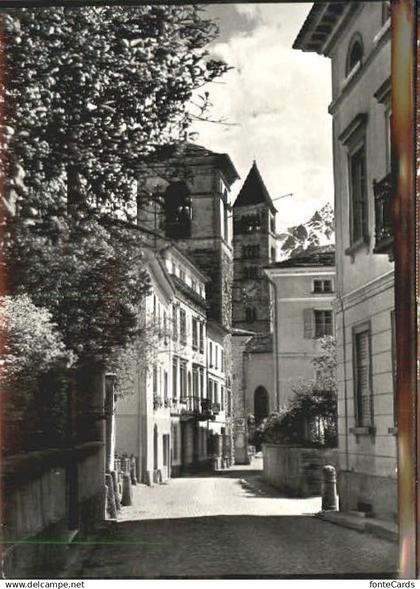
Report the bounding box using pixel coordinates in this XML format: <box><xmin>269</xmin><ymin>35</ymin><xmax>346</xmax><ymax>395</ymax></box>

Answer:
<box><xmin>303</xmin><ymin>309</ymin><xmax>314</xmax><ymax>339</ymax></box>
<box><xmin>356</xmin><ymin>330</ymin><xmax>372</xmax><ymax>426</ymax></box>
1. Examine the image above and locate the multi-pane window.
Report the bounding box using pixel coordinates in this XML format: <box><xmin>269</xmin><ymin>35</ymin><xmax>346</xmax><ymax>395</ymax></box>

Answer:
<box><xmin>152</xmin><ymin>365</ymin><xmax>158</xmax><ymax>393</ymax></box>
<box><xmin>163</xmin><ymin>371</ymin><xmax>168</xmax><ymax>400</ymax></box>
<box><xmin>314</xmin><ymin>310</ymin><xmax>333</xmax><ymax>337</ymax></box>
<box><xmin>349</xmin><ymin>145</ymin><xmax>368</xmax><ymax>244</ymax></box>
<box><xmin>192</xmin><ymin>318</ymin><xmax>198</xmax><ymax>350</ymax></box>
<box><xmin>199</xmin><ymin>323</ymin><xmax>204</xmax><ymax>353</ymax></box>
<box><xmin>192</xmin><ymin>366</ymin><xmax>199</xmax><ymax>398</ymax></box>
<box><xmin>313</xmin><ymin>279</ymin><xmax>333</xmax><ymax>294</ymax></box>
<box><xmin>180</xmin><ymin>309</ymin><xmax>187</xmax><ymax>344</ymax></box>
<box><xmin>354</xmin><ymin>327</ymin><xmax>373</xmax><ymax>427</ymax></box>
<box><xmin>180</xmin><ymin>361</ymin><xmax>187</xmax><ymax>399</ymax></box>
<box><xmin>172</xmin><ymin>358</ymin><xmax>178</xmax><ymax>399</ymax></box>
<box><xmin>172</xmin><ymin>304</ymin><xmax>178</xmax><ymax>341</ymax></box>
<box><xmin>199</xmin><ymin>368</ymin><xmax>204</xmax><ymax>399</ymax></box>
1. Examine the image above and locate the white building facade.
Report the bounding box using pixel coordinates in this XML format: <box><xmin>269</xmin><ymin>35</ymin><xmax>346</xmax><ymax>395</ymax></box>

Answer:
<box><xmin>294</xmin><ymin>2</ymin><xmax>396</xmax><ymax>520</ymax></box>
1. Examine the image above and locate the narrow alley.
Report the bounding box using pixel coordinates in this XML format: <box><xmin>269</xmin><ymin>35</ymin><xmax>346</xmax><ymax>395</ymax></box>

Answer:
<box><xmin>67</xmin><ymin>458</ymin><xmax>398</xmax><ymax>579</ymax></box>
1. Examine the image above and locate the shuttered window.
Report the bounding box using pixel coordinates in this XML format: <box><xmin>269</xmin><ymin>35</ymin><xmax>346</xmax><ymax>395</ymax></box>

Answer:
<box><xmin>355</xmin><ymin>329</ymin><xmax>372</xmax><ymax>426</ymax></box>
<box><xmin>303</xmin><ymin>308</ymin><xmax>315</xmax><ymax>338</ymax></box>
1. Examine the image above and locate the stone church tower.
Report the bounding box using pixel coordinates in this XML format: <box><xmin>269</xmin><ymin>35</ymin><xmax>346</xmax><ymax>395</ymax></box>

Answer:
<box><xmin>232</xmin><ymin>161</ymin><xmax>277</xmax><ymax>332</ymax></box>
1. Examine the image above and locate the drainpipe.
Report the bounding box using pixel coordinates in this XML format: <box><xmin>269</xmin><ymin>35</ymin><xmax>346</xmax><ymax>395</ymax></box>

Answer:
<box><xmin>338</xmin><ymin>294</ymin><xmax>350</xmax><ymax>472</ymax></box>
<box><xmin>265</xmin><ymin>274</ymin><xmax>280</xmax><ymax>411</ymax></box>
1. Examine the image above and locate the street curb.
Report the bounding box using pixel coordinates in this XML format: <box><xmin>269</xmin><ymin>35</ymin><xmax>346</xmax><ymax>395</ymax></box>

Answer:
<box><xmin>315</xmin><ymin>511</ymin><xmax>398</xmax><ymax>543</ymax></box>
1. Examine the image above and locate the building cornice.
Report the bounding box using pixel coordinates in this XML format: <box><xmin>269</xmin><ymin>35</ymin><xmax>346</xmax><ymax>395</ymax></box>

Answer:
<box><xmin>328</xmin><ymin>25</ymin><xmax>391</xmax><ymax>115</ymax></box>
<box><xmin>333</xmin><ymin>270</ymin><xmax>394</xmax><ymax>311</ymax></box>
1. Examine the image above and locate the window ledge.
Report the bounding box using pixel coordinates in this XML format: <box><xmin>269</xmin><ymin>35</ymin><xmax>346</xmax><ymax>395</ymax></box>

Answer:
<box><xmin>341</xmin><ymin>61</ymin><xmax>362</xmax><ymax>94</ymax></box>
<box><xmin>373</xmin><ymin>19</ymin><xmax>390</xmax><ymax>47</ymax></box>
<box><xmin>350</xmin><ymin>426</ymin><xmax>376</xmax><ymax>436</ymax></box>
<box><xmin>345</xmin><ymin>237</ymin><xmax>370</xmax><ymax>261</ymax></box>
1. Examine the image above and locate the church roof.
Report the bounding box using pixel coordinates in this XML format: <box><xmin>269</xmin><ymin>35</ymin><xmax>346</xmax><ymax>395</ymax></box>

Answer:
<box><xmin>267</xmin><ymin>244</ymin><xmax>335</xmax><ymax>268</ymax></box>
<box><xmin>233</xmin><ymin>162</ymin><xmax>277</xmax><ymax>213</ymax></box>
<box><xmin>177</xmin><ymin>142</ymin><xmax>240</xmax><ymax>186</ymax></box>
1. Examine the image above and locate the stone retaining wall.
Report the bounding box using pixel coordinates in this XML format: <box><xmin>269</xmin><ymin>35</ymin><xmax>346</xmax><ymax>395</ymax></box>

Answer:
<box><xmin>262</xmin><ymin>443</ymin><xmax>338</xmax><ymax>497</ymax></box>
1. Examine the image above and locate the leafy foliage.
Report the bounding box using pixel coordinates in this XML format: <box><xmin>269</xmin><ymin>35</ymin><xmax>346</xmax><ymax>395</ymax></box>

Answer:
<box><xmin>2</xmin><ymin>6</ymin><xmax>229</xmax><ymax>215</ymax></box>
<box><xmin>1</xmin><ymin>6</ymin><xmax>228</xmax><ymax>366</ymax></box>
<box><xmin>261</xmin><ymin>337</ymin><xmax>338</xmax><ymax>448</ymax></box>
<box><xmin>0</xmin><ymin>294</ymin><xmax>74</xmax><ymax>384</ymax></box>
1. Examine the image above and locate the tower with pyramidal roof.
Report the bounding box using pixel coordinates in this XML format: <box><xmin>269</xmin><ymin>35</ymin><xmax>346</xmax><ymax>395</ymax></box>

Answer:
<box><xmin>232</xmin><ymin>161</ymin><xmax>278</xmax><ymax>332</ymax></box>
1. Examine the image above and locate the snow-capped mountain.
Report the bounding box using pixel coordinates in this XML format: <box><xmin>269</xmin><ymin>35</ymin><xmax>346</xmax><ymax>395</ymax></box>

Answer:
<box><xmin>277</xmin><ymin>203</ymin><xmax>335</xmax><ymax>260</ymax></box>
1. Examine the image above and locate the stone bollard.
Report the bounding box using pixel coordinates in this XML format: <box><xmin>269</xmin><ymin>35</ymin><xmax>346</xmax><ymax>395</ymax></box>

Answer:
<box><xmin>111</xmin><ymin>470</ymin><xmax>121</xmax><ymax>511</ymax></box>
<box><xmin>121</xmin><ymin>473</ymin><xmax>133</xmax><ymax>506</ymax></box>
<box><xmin>130</xmin><ymin>455</ymin><xmax>137</xmax><ymax>486</ymax></box>
<box><xmin>105</xmin><ymin>473</ymin><xmax>118</xmax><ymax>519</ymax></box>
<box><xmin>321</xmin><ymin>465</ymin><xmax>338</xmax><ymax>511</ymax></box>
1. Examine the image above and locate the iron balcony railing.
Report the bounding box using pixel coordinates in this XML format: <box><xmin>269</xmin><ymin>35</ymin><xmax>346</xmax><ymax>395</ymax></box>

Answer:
<box><xmin>180</xmin><ymin>397</ymin><xmax>216</xmax><ymax>421</ymax></box>
<box><xmin>373</xmin><ymin>173</ymin><xmax>393</xmax><ymax>257</ymax></box>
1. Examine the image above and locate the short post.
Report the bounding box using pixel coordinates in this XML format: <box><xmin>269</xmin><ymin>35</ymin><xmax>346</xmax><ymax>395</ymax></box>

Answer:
<box><xmin>121</xmin><ymin>473</ymin><xmax>133</xmax><ymax>506</ymax></box>
<box><xmin>130</xmin><ymin>455</ymin><xmax>137</xmax><ymax>485</ymax></box>
<box><xmin>105</xmin><ymin>473</ymin><xmax>117</xmax><ymax>519</ymax></box>
<box><xmin>321</xmin><ymin>465</ymin><xmax>338</xmax><ymax>511</ymax></box>
<box><xmin>111</xmin><ymin>470</ymin><xmax>121</xmax><ymax>511</ymax></box>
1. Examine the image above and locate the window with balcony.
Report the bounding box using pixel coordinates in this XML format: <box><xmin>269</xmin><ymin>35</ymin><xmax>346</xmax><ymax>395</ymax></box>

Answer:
<box><xmin>180</xmin><ymin>309</ymin><xmax>187</xmax><ymax>344</ymax></box>
<box><xmin>180</xmin><ymin>361</ymin><xmax>187</xmax><ymax>399</ymax></box>
<box><xmin>208</xmin><ymin>378</ymin><xmax>213</xmax><ymax>402</ymax></box>
<box><xmin>172</xmin><ymin>358</ymin><xmax>178</xmax><ymax>399</ymax></box>
<box><xmin>199</xmin><ymin>367</ymin><xmax>204</xmax><ymax>399</ymax></box>
<box><xmin>349</xmin><ymin>145</ymin><xmax>368</xmax><ymax>246</ymax></box>
<box><xmin>192</xmin><ymin>366</ymin><xmax>199</xmax><ymax>398</ymax></box>
<box><xmin>172</xmin><ymin>304</ymin><xmax>178</xmax><ymax>341</ymax></box>
<box><xmin>192</xmin><ymin>317</ymin><xmax>198</xmax><ymax>350</ymax></box>
<box><xmin>163</xmin><ymin>370</ymin><xmax>168</xmax><ymax>401</ymax></box>
<box><xmin>199</xmin><ymin>322</ymin><xmax>204</xmax><ymax>353</ymax></box>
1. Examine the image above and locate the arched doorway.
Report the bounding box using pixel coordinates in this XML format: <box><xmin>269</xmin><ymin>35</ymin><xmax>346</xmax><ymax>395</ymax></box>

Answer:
<box><xmin>254</xmin><ymin>386</ymin><xmax>269</xmax><ymax>425</ymax></box>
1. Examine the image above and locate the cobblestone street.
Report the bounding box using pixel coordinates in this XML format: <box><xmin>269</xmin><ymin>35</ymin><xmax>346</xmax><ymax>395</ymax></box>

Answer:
<box><xmin>70</xmin><ymin>458</ymin><xmax>398</xmax><ymax>578</ymax></box>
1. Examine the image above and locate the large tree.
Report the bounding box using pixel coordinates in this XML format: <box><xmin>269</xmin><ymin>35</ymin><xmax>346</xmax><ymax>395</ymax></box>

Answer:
<box><xmin>1</xmin><ymin>6</ymin><xmax>228</xmax><ymax>365</ymax></box>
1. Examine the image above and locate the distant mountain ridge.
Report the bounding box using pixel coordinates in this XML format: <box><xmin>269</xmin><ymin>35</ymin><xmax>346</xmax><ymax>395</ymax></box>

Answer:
<box><xmin>277</xmin><ymin>203</ymin><xmax>335</xmax><ymax>260</ymax></box>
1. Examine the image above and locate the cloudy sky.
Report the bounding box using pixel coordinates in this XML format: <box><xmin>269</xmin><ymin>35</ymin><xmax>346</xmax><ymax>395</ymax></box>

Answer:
<box><xmin>191</xmin><ymin>3</ymin><xmax>334</xmax><ymax>231</ymax></box>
